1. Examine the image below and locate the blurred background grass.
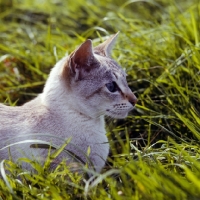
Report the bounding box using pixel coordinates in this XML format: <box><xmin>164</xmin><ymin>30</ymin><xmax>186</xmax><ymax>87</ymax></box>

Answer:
<box><xmin>1</xmin><ymin>0</ymin><xmax>200</xmax><ymax>199</ymax></box>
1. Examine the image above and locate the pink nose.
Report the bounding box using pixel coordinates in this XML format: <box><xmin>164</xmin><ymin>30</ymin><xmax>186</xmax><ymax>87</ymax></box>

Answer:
<box><xmin>127</xmin><ymin>93</ymin><xmax>137</xmax><ymax>106</ymax></box>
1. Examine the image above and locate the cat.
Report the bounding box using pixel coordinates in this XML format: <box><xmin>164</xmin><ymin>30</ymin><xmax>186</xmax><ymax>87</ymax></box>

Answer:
<box><xmin>0</xmin><ymin>32</ymin><xmax>137</xmax><ymax>173</ymax></box>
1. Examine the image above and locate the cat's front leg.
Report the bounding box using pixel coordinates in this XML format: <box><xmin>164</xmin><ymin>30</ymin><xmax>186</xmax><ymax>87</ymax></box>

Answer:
<box><xmin>89</xmin><ymin>142</ymin><xmax>109</xmax><ymax>173</ymax></box>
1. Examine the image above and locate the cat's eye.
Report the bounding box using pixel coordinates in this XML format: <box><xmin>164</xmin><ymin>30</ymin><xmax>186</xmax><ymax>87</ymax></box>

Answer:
<box><xmin>105</xmin><ymin>82</ymin><xmax>118</xmax><ymax>93</ymax></box>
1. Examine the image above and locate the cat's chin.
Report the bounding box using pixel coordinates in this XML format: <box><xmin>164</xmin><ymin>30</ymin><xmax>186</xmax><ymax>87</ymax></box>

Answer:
<box><xmin>113</xmin><ymin>114</ymin><xmax>128</xmax><ymax>119</ymax></box>
<box><xmin>106</xmin><ymin>110</ymin><xmax>129</xmax><ymax>119</ymax></box>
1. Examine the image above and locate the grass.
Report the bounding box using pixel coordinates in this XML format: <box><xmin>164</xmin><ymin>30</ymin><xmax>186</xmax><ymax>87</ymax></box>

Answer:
<box><xmin>0</xmin><ymin>0</ymin><xmax>200</xmax><ymax>199</ymax></box>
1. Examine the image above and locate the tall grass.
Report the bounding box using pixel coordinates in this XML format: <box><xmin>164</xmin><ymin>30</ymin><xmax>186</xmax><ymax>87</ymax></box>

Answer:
<box><xmin>0</xmin><ymin>0</ymin><xmax>200</xmax><ymax>199</ymax></box>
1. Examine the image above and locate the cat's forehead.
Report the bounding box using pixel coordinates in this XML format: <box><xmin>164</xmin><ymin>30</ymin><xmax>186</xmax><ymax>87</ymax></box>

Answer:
<box><xmin>95</xmin><ymin>55</ymin><xmax>127</xmax><ymax>78</ymax></box>
<box><xmin>108</xmin><ymin>60</ymin><xmax>127</xmax><ymax>78</ymax></box>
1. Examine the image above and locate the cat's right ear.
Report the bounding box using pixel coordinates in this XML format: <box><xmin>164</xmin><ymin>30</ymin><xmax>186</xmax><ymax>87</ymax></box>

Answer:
<box><xmin>94</xmin><ymin>32</ymin><xmax>119</xmax><ymax>57</ymax></box>
<box><xmin>69</xmin><ymin>39</ymin><xmax>99</xmax><ymax>81</ymax></box>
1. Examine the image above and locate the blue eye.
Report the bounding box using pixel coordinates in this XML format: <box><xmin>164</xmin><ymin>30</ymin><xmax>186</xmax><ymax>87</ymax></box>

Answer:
<box><xmin>106</xmin><ymin>82</ymin><xmax>118</xmax><ymax>93</ymax></box>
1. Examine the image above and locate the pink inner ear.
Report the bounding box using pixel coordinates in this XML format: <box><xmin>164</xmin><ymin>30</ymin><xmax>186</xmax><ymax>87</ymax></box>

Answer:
<box><xmin>72</xmin><ymin>39</ymin><xmax>94</xmax><ymax>66</ymax></box>
<box><xmin>69</xmin><ymin>39</ymin><xmax>99</xmax><ymax>80</ymax></box>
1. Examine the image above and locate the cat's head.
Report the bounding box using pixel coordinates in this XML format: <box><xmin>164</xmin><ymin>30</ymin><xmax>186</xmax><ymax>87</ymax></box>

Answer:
<box><xmin>62</xmin><ymin>33</ymin><xmax>137</xmax><ymax>119</ymax></box>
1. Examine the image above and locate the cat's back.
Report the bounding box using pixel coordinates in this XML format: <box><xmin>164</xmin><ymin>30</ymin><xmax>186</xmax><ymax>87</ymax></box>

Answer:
<box><xmin>0</xmin><ymin>97</ymin><xmax>49</xmax><ymax>134</ymax></box>
<box><xmin>0</xmin><ymin>103</ymin><xmax>23</xmax><ymax>125</ymax></box>
<box><xmin>0</xmin><ymin>103</ymin><xmax>27</xmax><ymax>144</ymax></box>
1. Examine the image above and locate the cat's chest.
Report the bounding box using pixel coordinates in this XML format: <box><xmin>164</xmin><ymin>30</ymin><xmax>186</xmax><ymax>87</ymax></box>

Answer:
<box><xmin>34</xmin><ymin>110</ymin><xmax>106</xmax><ymax>142</ymax></box>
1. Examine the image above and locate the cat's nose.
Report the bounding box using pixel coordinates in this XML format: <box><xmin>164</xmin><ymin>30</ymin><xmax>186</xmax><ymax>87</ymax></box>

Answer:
<box><xmin>126</xmin><ymin>93</ymin><xmax>137</xmax><ymax>106</ymax></box>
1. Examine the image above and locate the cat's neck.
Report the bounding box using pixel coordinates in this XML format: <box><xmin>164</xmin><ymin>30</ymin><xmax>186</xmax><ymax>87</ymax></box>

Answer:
<box><xmin>39</xmin><ymin>56</ymin><xmax>105</xmax><ymax>127</ymax></box>
<box><xmin>40</xmin><ymin>57</ymin><xmax>69</xmax><ymax>107</ymax></box>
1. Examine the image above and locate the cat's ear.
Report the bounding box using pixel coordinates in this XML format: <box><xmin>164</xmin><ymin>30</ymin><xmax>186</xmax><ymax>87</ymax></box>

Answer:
<box><xmin>69</xmin><ymin>39</ymin><xmax>99</xmax><ymax>81</ymax></box>
<box><xmin>94</xmin><ymin>32</ymin><xmax>119</xmax><ymax>57</ymax></box>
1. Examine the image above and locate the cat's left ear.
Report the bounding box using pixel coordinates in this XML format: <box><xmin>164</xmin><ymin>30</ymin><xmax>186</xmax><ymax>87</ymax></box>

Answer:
<box><xmin>94</xmin><ymin>32</ymin><xmax>119</xmax><ymax>57</ymax></box>
<box><xmin>69</xmin><ymin>39</ymin><xmax>99</xmax><ymax>81</ymax></box>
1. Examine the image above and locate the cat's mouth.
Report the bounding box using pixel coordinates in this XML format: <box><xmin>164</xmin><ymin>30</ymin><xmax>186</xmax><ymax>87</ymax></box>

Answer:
<box><xmin>106</xmin><ymin>108</ymin><xmax>131</xmax><ymax>119</ymax></box>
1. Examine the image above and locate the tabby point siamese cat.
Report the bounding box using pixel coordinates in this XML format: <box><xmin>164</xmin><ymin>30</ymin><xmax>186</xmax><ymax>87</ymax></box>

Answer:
<box><xmin>0</xmin><ymin>32</ymin><xmax>137</xmax><ymax>173</ymax></box>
